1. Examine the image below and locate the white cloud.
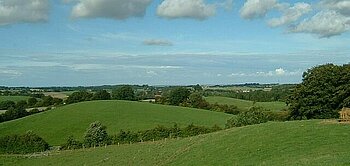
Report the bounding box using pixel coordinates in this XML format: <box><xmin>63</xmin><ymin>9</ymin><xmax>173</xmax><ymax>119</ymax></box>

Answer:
<box><xmin>157</xmin><ymin>0</ymin><xmax>216</xmax><ymax>20</ymax></box>
<box><xmin>71</xmin><ymin>0</ymin><xmax>152</xmax><ymax>20</ymax></box>
<box><xmin>143</xmin><ymin>39</ymin><xmax>173</xmax><ymax>46</ymax></box>
<box><xmin>268</xmin><ymin>2</ymin><xmax>312</xmax><ymax>27</ymax></box>
<box><xmin>240</xmin><ymin>0</ymin><xmax>278</xmax><ymax>19</ymax></box>
<box><xmin>146</xmin><ymin>70</ymin><xmax>158</xmax><ymax>75</ymax></box>
<box><xmin>290</xmin><ymin>10</ymin><xmax>350</xmax><ymax>38</ymax></box>
<box><xmin>275</xmin><ymin>68</ymin><xmax>285</xmax><ymax>75</ymax></box>
<box><xmin>0</xmin><ymin>0</ymin><xmax>49</xmax><ymax>26</ymax></box>
<box><xmin>320</xmin><ymin>0</ymin><xmax>350</xmax><ymax>16</ymax></box>
<box><xmin>0</xmin><ymin>68</ymin><xmax>22</xmax><ymax>77</ymax></box>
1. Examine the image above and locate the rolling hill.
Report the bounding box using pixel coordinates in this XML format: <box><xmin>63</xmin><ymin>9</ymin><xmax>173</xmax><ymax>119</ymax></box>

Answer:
<box><xmin>0</xmin><ymin>100</ymin><xmax>231</xmax><ymax>145</ymax></box>
<box><xmin>2</xmin><ymin>120</ymin><xmax>349</xmax><ymax>165</ymax></box>
<box><xmin>206</xmin><ymin>96</ymin><xmax>287</xmax><ymax>112</ymax></box>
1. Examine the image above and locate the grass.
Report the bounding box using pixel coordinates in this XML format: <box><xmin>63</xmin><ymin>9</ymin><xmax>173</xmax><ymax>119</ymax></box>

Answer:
<box><xmin>2</xmin><ymin>120</ymin><xmax>350</xmax><ymax>165</ymax></box>
<box><xmin>0</xmin><ymin>96</ymin><xmax>30</xmax><ymax>102</ymax></box>
<box><xmin>205</xmin><ymin>96</ymin><xmax>287</xmax><ymax>112</ymax></box>
<box><xmin>0</xmin><ymin>100</ymin><xmax>231</xmax><ymax>145</ymax></box>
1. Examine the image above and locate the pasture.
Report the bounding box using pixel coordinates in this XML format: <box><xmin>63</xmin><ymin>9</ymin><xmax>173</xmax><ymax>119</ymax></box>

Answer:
<box><xmin>206</xmin><ymin>96</ymin><xmax>287</xmax><ymax>112</ymax></box>
<box><xmin>0</xmin><ymin>96</ymin><xmax>30</xmax><ymax>102</ymax></box>
<box><xmin>0</xmin><ymin>100</ymin><xmax>231</xmax><ymax>145</ymax></box>
<box><xmin>2</xmin><ymin>120</ymin><xmax>350</xmax><ymax>165</ymax></box>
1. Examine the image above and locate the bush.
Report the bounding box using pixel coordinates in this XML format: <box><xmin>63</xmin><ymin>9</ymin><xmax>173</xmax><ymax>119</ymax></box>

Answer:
<box><xmin>225</xmin><ymin>108</ymin><xmax>269</xmax><ymax>128</ymax></box>
<box><xmin>60</xmin><ymin>136</ymin><xmax>82</xmax><ymax>150</ymax></box>
<box><xmin>83</xmin><ymin>121</ymin><xmax>109</xmax><ymax>147</ymax></box>
<box><xmin>0</xmin><ymin>131</ymin><xmax>49</xmax><ymax>154</ymax></box>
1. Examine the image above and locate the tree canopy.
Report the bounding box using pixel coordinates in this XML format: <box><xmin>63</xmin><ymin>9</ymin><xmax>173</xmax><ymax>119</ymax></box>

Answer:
<box><xmin>288</xmin><ymin>64</ymin><xmax>350</xmax><ymax>119</ymax></box>
<box><xmin>168</xmin><ymin>87</ymin><xmax>190</xmax><ymax>105</ymax></box>
<box><xmin>112</xmin><ymin>86</ymin><xmax>135</xmax><ymax>101</ymax></box>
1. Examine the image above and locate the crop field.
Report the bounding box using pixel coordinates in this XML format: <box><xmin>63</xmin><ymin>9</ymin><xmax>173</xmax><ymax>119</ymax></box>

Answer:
<box><xmin>0</xmin><ymin>100</ymin><xmax>231</xmax><ymax>145</ymax></box>
<box><xmin>2</xmin><ymin>120</ymin><xmax>349</xmax><ymax>165</ymax></box>
<box><xmin>0</xmin><ymin>96</ymin><xmax>30</xmax><ymax>102</ymax></box>
<box><xmin>206</xmin><ymin>96</ymin><xmax>287</xmax><ymax>112</ymax></box>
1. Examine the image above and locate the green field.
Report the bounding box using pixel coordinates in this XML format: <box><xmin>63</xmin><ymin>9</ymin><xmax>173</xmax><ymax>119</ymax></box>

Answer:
<box><xmin>206</xmin><ymin>96</ymin><xmax>287</xmax><ymax>112</ymax></box>
<box><xmin>0</xmin><ymin>100</ymin><xmax>231</xmax><ymax>145</ymax></box>
<box><xmin>0</xmin><ymin>96</ymin><xmax>30</xmax><ymax>102</ymax></box>
<box><xmin>2</xmin><ymin>120</ymin><xmax>349</xmax><ymax>165</ymax></box>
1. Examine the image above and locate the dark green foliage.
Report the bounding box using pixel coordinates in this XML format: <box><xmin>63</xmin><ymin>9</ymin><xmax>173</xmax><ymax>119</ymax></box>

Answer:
<box><xmin>225</xmin><ymin>107</ymin><xmax>269</xmax><ymax>128</ymax></box>
<box><xmin>112</xmin><ymin>86</ymin><xmax>135</xmax><ymax>101</ymax></box>
<box><xmin>0</xmin><ymin>131</ymin><xmax>49</xmax><ymax>154</ymax></box>
<box><xmin>185</xmin><ymin>93</ymin><xmax>210</xmax><ymax>109</ymax></box>
<box><xmin>111</xmin><ymin>124</ymin><xmax>221</xmax><ymax>145</ymax></box>
<box><xmin>169</xmin><ymin>87</ymin><xmax>190</xmax><ymax>105</ymax></box>
<box><xmin>92</xmin><ymin>90</ymin><xmax>111</xmax><ymax>100</ymax></box>
<box><xmin>288</xmin><ymin>64</ymin><xmax>350</xmax><ymax>119</ymax></box>
<box><xmin>28</xmin><ymin>108</ymin><xmax>40</xmax><ymax>114</ymax></box>
<box><xmin>0</xmin><ymin>107</ymin><xmax>29</xmax><ymax>123</ymax></box>
<box><xmin>27</xmin><ymin>97</ymin><xmax>38</xmax><ymax>107</ymax></box>
<box><xmin>15</xmin><ymin>100</ymin><xmax>27</xmax><ymax>109</ymax></box>
<box><xmin>113</xmin><ymin>130</ymin><xmax>140</xmax><ymax>144</ymax></box>
<box><xmin>83</xmin><ymin>121</ymin><xmax>109</xmax><ymax>147</ymax></box>
<box><xmin>0</xmin><ymin>100</ymin><xmax>16</xmax><ymax>110</ymax></box>
<box><xmin>204</xmin><ymin>84</ymin><xmax>295</xmax><ymax>102</ymax></box>
<box><xmin>51</xmin><ymin>98</ymin><xmax>63</xmax><ymax>106</ymax></box>
<box><xmin>60</xmin><ymin>136</ymin><xmax>82</xmax><ymax>150</ymax></box>
<box><xmin>66</xmin><ymin>91</ymin><xmax>93</xmax><ymax>104</ymax></box>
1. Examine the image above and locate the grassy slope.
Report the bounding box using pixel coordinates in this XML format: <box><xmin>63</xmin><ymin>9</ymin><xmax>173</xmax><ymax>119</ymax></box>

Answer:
<box><xmin>206</xmin><ymin>96</ymin><xmax>287</xmax><ymax>112</ymax></box>
<box><xmin>2</xmin><ymin>120</ymin><xmax>350</xmax><ymax>165</ymax></box>
<box><xmin>0</xmin><ymin>100</ymin><xmax>231</xmax><ymax>145</ymax></box>
<box><xmin>0</xmin><ymin>96</ymin><xmax>29</xmax><ymax>102</ymax></box>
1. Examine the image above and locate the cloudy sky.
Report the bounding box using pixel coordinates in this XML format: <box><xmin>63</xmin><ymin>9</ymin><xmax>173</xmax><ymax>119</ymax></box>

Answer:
<box><xmin>0</xmin><ymin>0</ymin><xmax>349</xmax><ymax>87</ymax></box>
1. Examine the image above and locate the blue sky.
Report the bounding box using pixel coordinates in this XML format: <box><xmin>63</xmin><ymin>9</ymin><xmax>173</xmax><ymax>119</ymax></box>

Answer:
<box><xmin>0</xmin><ymin>0</ymin><xmax>349</xmax><ymax>87</ymax></box>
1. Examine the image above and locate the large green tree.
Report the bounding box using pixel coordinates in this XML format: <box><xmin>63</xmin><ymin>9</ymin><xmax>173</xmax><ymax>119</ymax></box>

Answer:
<box><xmin>112</xmin><ymin>86</ymin><xmax>135</xmax><ymax>101</ymax></box>
<box><xmin>168</xmin><ymin>87</ymin><xmax>190</xmax><ymax>105</ymax></box>
<box><xmin>288</xmin><ymin>64</ymin><xmax>350</xmax><ymax>119</ymax></box>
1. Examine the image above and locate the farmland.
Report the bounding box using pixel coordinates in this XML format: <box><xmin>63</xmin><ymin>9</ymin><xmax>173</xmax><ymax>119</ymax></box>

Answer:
<box><xmin>2</xmin><ymin>120</ymin><xmax>349</xmax><ymax>165</ymax></box>
<box><xmin>205</xmin><ymin>96</ymin><xmax>287</xmax><ymax>112</ymax></box>
<box><xmin>0</xmin><ymin>96</ymin><xmax>30</xmax><ymax>102</ymax></box>
<box><xmin>0</xmin><ymin>100</ymin><xmax>231</xmax><ymax>145</ymax></box>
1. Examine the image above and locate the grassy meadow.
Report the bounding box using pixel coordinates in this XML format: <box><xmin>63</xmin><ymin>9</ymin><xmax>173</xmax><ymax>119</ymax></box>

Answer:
<box><xmin>0</xmin><ymin>100</ymin><xmax>231</xmax><ymax>145</ymax></box>
<box><xmin>0</xmin><ymin>96</ymin><xmax>30</xmax><ymax>102</ymax></box>
<box><xmin>206</xmin><ymin>96</ymin><xmax>287</xmax><ymax>112</ymax></box>
<box><xmin>2</xmin><ymin>120</ymin><xmax>350</xmax><ymax>165</ymax></box>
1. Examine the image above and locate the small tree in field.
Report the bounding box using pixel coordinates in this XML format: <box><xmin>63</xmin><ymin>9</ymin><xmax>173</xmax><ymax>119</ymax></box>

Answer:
<box><xmin>83</xmin><ymin>121</ymin><xmax>109</xmax><ymax>147</ymax></box>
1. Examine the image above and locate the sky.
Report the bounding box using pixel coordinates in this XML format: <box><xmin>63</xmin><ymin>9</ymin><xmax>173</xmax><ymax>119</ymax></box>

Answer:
<box><xmin>0</xmin><ymin>0</ymin><xmax>349</xmax><ymax>87</ymax></box>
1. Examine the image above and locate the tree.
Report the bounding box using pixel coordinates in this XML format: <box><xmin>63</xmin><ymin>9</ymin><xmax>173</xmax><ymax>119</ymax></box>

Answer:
<box><xmin>187</xmin><ymin>93</ymin><xmax>210</xmax><ymax>109</ymax></box>
<box><xmin>16</xmin><ymin>100</ymin><xmax>27</xmax><ymax>109</ymax></box>
<box><xmin>287</xmin><ymin>64</ymin><xmax>350</xmax><ymax>119</ymax></box>
<box><xmin>83</xmin><ymin>121</ymin><xmax>109</xmax><ymax>147</ymax></box>
<box><xmin>168</xmin><ymin>87</ymin><xmax>190</xmax><ymax>105</ymax></box>
<box><xmin>92</xmin><ymin>90</ymin><xmax>111</xmax><ymax>100</ymax></box>
<box><xmin>27</xmin><ymin>97</ymin><xmax>38</xmax><ymax>107</ymax></box>
<box><xmin>66</xmin><ymin>91</ymin><xmax>93</xmax><ymax>104</ymax></box>
<box><xmin>0</xmin><ymin>100</ymin><xmax>15</xmax><ymax>110</ymax></box>
<box><xmin>112</xmin><ymin>86</ymin><xmax>135</xmax><ymax>101</ymax></box>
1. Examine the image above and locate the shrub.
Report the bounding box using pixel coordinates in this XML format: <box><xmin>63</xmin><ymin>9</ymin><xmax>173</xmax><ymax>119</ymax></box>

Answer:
<box><xmin>60</xmin><ymin>136</ymin><xmax>82</xmax><ymax>150</ymax></box>
<box><xmin>225</xmin><ymin>108</ymin><xmax>269</xmax><ymax>128</ymax></box>
<box><xmin>0</xmin><ymin>131</ymin><xmax>49</xmax><ymax>154</ymax></box>
<box><xmin>83</xmin><ymin>121</ymin><xmax>109</xmax><ymax>147</ymax></box>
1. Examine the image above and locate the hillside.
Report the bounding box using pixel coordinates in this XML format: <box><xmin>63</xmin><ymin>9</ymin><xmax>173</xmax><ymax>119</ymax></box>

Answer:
<box><xmin>2</xmin><ymin>120</ymin><xmax>349</xmax><ymax>165</ymax></box>
<box><xmin>0</xmin><ymin>96</ymin><xmax>29</xmax><ymax>102</ymax></box>
<box><xmin>0</xmin><ymin>100</ymin><xmax>231</xmax><ymax>145</ymax></box>
<box><xmin>206</xmin><ymin>96</ymin><xmax>287</xmax><ymax>112</ymax></box>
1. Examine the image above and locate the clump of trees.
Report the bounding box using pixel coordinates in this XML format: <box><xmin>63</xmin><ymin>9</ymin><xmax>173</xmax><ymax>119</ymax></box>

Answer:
<box><xmin>204</xmin><ymin>84</ymin><xmax>295</xmax><ymax>102</ymax></box>
<box><xmin>0</xmin><ymin>131</ymin><xmax>49</xmax><ymax>154</ymax></box>
<box><xmin>288</xmin><ymin>64</ymin><xmax>350</xmax><ymax>119</ymax></box>
<box><xmin>0</xmin><ymin>95</ymin><xmax>63</xmax><ymax>123</ymax></box>
<box><xmin>112</xmin><ymin>85</ymin><xmax>135</xmax><ymax>101</ymax></box>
